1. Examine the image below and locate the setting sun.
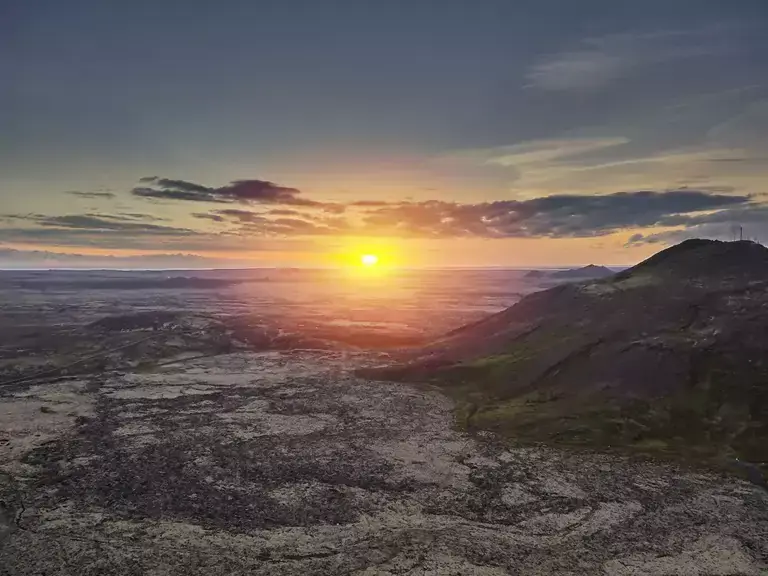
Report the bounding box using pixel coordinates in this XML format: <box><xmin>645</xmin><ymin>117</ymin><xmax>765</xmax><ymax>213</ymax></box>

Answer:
<box><xmin>361</xmin><ymin>254</ymin><xmax>379</xmax><ymax>267</ymax></box>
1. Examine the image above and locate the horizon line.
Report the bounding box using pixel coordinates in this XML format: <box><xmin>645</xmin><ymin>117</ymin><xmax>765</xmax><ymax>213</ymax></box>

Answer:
<box><xmin>0</xmin><ymin>264</ymin><xmax>631</xmax><ymax>272</ymax></box>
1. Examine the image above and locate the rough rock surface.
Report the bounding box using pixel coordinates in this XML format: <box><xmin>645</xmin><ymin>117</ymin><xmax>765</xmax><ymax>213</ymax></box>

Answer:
<box><xmin>2</xmin><ymin>351</ymin><xmax>767</xmax><ymax>575</ymax></box>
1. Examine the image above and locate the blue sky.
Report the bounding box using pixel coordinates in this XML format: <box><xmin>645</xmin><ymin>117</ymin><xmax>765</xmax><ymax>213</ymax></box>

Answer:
<box><xmin>2</xmin><ymin>0</ymin><xmax>767</xmax><ymax>267</ymax></box>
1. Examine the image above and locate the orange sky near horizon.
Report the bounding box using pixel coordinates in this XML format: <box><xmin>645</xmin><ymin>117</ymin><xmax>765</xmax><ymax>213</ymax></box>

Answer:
<box><xmin>7</xmin><ymin>231</ymin><xmax>666</xmax><ymax>269</ymax></box>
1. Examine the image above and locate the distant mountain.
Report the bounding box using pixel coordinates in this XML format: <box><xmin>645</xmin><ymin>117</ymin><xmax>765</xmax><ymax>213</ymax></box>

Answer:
<box><xmin>550</xmin><ymin>264</ymin><xmax>614</xmax><ymax>279</ymax></box>
<box><xmin>523</xmin><ymin>270</ymin><xmax>549</xmax><ymax>278</ymax></box>
<box><xmin>364</xmin><ymin>240</ymin><xmax>768</xmax><ymax>474</ymax></box>
<box><xmin>523</xmin><ymin>265</ymin><xmax>614</xmax><ymax>281</ymax></box>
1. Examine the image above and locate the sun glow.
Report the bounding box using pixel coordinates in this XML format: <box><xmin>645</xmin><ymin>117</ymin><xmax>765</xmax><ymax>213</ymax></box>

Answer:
<box><xmin>361</xmin><ymin>254</ymin><xmax>379</xmax><ymax>267</ymax></box>
<box><xmin>333</xmin><ymin>240</ymin><xmax>399</xmax><ymax>276</ymax></box>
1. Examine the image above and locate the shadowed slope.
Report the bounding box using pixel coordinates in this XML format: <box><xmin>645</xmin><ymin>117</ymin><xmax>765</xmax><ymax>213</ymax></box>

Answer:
<box><xmin>363</xmin><ymin>240</ymin><xmax>768</xmax><ymax>471</ymax></box>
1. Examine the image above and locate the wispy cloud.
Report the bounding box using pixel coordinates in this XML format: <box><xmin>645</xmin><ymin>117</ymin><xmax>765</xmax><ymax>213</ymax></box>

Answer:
<box><xmin>627</xmin><ymin>203</ymin><xmax>768</xmax><ymax>247</ymax></box>
<box><xmin>479</xmin><ymin>137</ymin><xmax>630</xmax><ymax>167</ymax></box>
<box><xmin>4</xmin><ymin>213</ymin><xmax>193</xmax><ymax>235</ymax></box>
<box><xmin>212</xmin><ymin>209</ymin><xmax>266</xmax><ymax>223</ymax></box>
<box><xmin>268</xmin><ymin>209</ymin><xmax>303</xmax><ymax>216</ymax></box>
<box><xmin>0</xmin><ymin>247</ymin><xmax>213</xmax><ymax>268</ymax></box>
<box><xmin>65</xmin><ymin>190</ymin><xmax>116</xmax><ymax>199</ymax></box>
<box><xmin>192</xmin><ymin>212</ymin><xmax>226</xmax><ymax>223</ymax></box>
<box><xmin>442</xmin><ymin>135</ymin><xmax>767</xmax><ymax>198</ymax></box>
<box><xmin>527</xmin><ymin>26</ymin><xmax>739</xmax><ymax>92</ymax></box>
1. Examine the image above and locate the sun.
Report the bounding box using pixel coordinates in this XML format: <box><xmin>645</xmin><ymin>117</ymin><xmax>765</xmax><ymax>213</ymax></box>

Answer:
<box><xmin>361</xmin><ymin>254</ymin><xmax>379</xmax><ymax>267</ymax></box>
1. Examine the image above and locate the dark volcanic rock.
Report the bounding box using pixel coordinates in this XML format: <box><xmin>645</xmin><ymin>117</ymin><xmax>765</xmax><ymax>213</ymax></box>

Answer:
<box><xmin>88</xmin><ymin>311</ymin><xmax>182</xmax><ymax>332</ymax></box>
<box><xmin>365</xmin><ymin>240</ymin><xmax>768</xmax><ymax>470</ymax></box>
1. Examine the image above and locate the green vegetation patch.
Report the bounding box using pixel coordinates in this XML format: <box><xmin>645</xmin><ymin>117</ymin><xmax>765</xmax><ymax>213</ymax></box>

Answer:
<box><xmin>431</xmin><ymin>349</ymin><xmax>768</xmax><ymax>480</ymax></box>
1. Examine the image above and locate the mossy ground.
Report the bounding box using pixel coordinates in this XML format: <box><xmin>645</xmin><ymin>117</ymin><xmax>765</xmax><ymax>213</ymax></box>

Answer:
<box><xmin>431</xmin><ymin>350</ymin><xmax>768</xmax><ymax>481</ymax></box>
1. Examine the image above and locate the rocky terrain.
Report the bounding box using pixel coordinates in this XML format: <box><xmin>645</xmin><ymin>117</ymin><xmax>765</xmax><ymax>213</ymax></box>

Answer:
<box><xmin>1</xmin><ymin>260</ymin><xmax>767</xmax><ymax>574</ymax></box>
<box><xmin>2</xmin><ymin>350</ymin><xmax>767</xmax><ymax>574</ymax></box>
<box><xmin>365</xmin><ymin>240</ymin><xmax>768</xmax><ymax>475</ymax></box>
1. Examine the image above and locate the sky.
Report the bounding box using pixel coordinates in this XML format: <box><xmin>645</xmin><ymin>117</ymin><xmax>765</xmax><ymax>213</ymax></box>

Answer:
<box><xmin>2</xmin><ymin>0</ymin><xmax>767</xmax><ymax>268</ymax></box>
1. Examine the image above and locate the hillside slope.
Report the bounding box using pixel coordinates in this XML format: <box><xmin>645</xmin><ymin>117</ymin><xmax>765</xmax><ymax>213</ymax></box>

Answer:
<box><xmin>365</xmin><ymin>240</ymin><xmax>768</xmax><ymax>470</ymax></box>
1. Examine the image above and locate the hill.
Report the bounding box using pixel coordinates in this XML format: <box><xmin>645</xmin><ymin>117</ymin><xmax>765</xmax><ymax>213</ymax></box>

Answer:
<box><xmin>523</xmin><ymin>264</ymin><xmax>614</xmax><ymax>280</ymax></box>
<box><xmin>364</xmin><ymin>240</ymin><xmax>768</xmax><ymax>473</ymax></box>
<box><xmin>550</xmin><ymin>264</ymin><xmax>615</xmax><ymax>279</ymax></box>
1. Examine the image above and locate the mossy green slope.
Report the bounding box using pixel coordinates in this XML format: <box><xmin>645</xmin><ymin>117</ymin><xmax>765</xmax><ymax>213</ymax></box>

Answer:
<box><xmin>364</xmin><ymin>240</ymin><xmax>768</xmax><ymax>476</ymax></box>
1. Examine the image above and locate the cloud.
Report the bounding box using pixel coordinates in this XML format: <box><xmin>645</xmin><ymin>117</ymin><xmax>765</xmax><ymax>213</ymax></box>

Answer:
<box><xmin>269</xmin><ymin>218</ymin><xmax>324</xmax><ymax>233</ymax></box>
<box><xmin>527</xmin><ymin>50</ymin><xmax>625</xmax><ymax>92</ymax></box>
<box><xmin>192</xmin><ymin>212</ymin><xmax>226</xmax><ymax>222</ymax></box>
<box><xmin>0</xmin><ymin>227</ymin><xmax>203</xmax><ymax>250</ymax></box>
<box><xmin>191</xmin><ymin>207</ymin><xmax>353</xmax><ymax>236</ymax></box>
<box><xmin>192</xmin><ymin>209</ymin><xmax>270</xmax><ymax>224</ymax></box>
<box><xmin>356</xmin><ymin>189</ymin><xmax>750</xmax><ymax>239</ymax></box>
<box><xmin>213</xmin><ymin>209</ymin><xmax>266</xmax><ymax>223</ymax></box>
<box><xmin>132</xmin><ymin>183</ymin><xmax>229</xmax><ymax>203</ymax></box>
<box><xmin>0</xmin><ymin>213</ymin><xmax>200</xmax><ymax>250</ymax></box>
<box><xmin>477</xmin><ymin>137</ymin><xmax>630</xmax><ymax>167</ymax></box>
<box><xmin>0</xmin><ymin>219</ymin><xmax>316</xmax><ymax>253</ymax></box>
<box><xmin>624</xmin><ymin>223</ymin><xmax>757</xmax><ymax>247</ymax></box>
<box><xmin>527</xmin><ymin>27</ymin><xmax>736</xmax><ymax>92</ymax></box>
<box><xmin>322</xmin><ymin>203</ymin><xmax>347</xmax><ymax>214</ymax></box>
<box><xmin>706</xmin><ymin>99</ymin><xmax>768</xmax><ymax>150</ymax></box>
<box><xmin>116</xmin><ymin>212</ymin><xmax>168</xmax><ymax>222</ymax></box>
<box><xmin>656</xmin><ymin>205</ymin><xmax>768</xmax><ymax>228</ymax></box>
<box><xmin>268</xmin><ymin>209</ymin><xmax>303</xmax><ymax>216</ymax></box>
<box><xmin>627</xmin><ymin>203</ymin><xmax>768</xmax><ymax>247</ymax></box>
<box><xmin>350</xmin><ymin>200</ymin><xmax>391</xmax><ymax>207</ymax></box>
<box><xmin>445</xmin><ymin>135</ymin><xmax>768</xmax><ymax>199</ymax></box>
<box><xmin>138</xmin><ymin>177</ymin><xmax>211</xmax><ymax>193</ymax></box>
<box><xmin>123</xmin><ymin>187</ymin><xmax>759</xmax><ymax>240</ymax></box>
<box><xmin>9</xmin><ymin>213</ymin><xmax>195</xmax><ymax>235</ymax></box>
<box><xmin>6</xmin><ymin>185</ymin><xmax>764</xmax><ymax>251</ymax></box>
<box><xmin>0</xmin><ymin>246</ymin><xmax>215</xmax><ymax>269</ymax></box>
<box><xmin>132</xmin><ymin>177</ymin><xmax>343</xmax><ymax>212</ymax></box>
<box><xmin>233</xmin><ymin>216</ymin><xmax>344</xmax><ymax>237</ymax></box>
<box><xmin>65</xmin><ymin>190</ymin><xmax>116</xmax><ymax>199</ymax></box>
<box><xmin>216</xmin><ymin>180</ymin><xmax>307</xmax><ymax>204</ymax></box>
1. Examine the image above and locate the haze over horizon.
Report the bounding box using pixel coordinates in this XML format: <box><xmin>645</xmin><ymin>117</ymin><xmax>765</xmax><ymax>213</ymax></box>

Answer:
<box><xmin>3</xmin><ymin>0</ymin><xmax>767</xmax><ymax>268</ymax></box>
